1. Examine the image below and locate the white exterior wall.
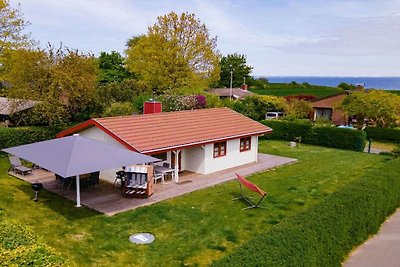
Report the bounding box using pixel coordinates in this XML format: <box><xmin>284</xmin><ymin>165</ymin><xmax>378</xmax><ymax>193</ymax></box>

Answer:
<box><xmin>78</xmin><ymin>126</ymin><xmax>126</xmax><ymax>148</ymax></box>
<box><xmin>184</xmin><ymin>146</ymin><xmax>205</xmax><ymax>174</ymax></box>
<box><xmin>203</xmin><ymin>136</ymin><xmax>258</xmax><ymax>174</ymax></box>
<box><xmin>75</xmin><ymin>126</ymin><xmax>259</xmax><ymax>178</ymax></box>
<box><xmin>77</xmin><ymin>126</ymin><xmax>127</xmax><ymax>183</ymax></box>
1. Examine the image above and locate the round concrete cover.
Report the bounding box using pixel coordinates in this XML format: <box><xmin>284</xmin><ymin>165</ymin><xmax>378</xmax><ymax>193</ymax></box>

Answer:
<box><xmin>129</xmin><ymin>233</ymin><xmax>155</xmax><ymax>244</ymax></box>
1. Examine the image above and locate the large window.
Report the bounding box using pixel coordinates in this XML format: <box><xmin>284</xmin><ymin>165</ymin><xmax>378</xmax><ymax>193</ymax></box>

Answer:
<box><xmin>213</xmin><ymin>141</ymin><xmax>227</xmax><ymax>158</ymax></box>
<box><xmin>240</xmin><ymin>137</ymin><xmax>251</xmax><ymax>152</ymax></box>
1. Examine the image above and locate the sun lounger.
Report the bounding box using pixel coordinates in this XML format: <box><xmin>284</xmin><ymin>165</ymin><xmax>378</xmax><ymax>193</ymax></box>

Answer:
<box><xmin>9</xmin><ymin>156</ymin><xmax>32</xmax><ymax>175</ymax></box>
<box><xmin>233</xmin><ymin>173</ymin><xmax>267</xmax><ymax>210</ymax></box>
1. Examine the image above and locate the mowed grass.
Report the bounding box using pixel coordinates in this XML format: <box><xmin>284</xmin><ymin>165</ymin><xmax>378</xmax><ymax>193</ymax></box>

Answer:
<box><xmin>251</xmin><ymin>83</ymin><xmax>343</xmax><ymax>98</ymax></box>
<box><xmin>0</xmin><ymin>140</ymin><xmax>390</xmax><ymax>266</ymax></box>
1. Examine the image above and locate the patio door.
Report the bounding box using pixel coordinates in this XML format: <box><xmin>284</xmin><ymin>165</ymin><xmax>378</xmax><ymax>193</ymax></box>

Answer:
<box><xmin>171</xmin><ymin>151</ymin><xmax>182</xmax><ymax>171</ymax></box>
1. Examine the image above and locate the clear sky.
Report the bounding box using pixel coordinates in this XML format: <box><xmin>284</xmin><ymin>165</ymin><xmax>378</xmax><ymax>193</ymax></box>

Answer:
<box><xmin>14</xmin><ymin>0</ymin><xmax>400</xmax><ymax>77</ymax></box>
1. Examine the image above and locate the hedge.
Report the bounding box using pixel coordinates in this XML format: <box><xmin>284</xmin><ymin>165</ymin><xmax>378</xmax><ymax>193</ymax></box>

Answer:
<box><xmin>0</xmin><ymin>126</ymin><xmax>64</xmax><ymax>152</ymax></box>
<box><xmin>364</xmin><ymin>127</ymin><xmax>400</xmax><ymax>143</ymax></box>
<box><xmin>262</xmin><ymin>120</ymin><xmax>366</xmax><ymax>151</ymax></box>
<box><xmin>212</xmin><ymin>157</ymin><xmax>400</xmax><ymax>267</ymax></box>
<box><xmin>0</xmin><ymin>218</ymin><xmax>68</xmax><ymax>266</ymax></box>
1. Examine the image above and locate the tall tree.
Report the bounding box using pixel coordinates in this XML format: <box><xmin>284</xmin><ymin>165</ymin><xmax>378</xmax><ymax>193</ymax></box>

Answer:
<box><xmin>218</xmin><ymin>53</ymin><xmax>253</xmax><ymax>88</ymax></box>
<box><xmin>125</xmin><ymin>12</ymin><xmax>220</xmax><ymax>93</ymax></box>
<box><xmin>342</xmin><ymin>90</ymin><xmax>400</xmax><ymax>127</ymax></box>
<box><xmin>2</xmin><ymin>46</ymin><xmax>98</xmax><ymax>125</ymax></box>
<box><xmin>98</xmin><ymin>51</ymin><xmax>133</xmax><ymax>84</ymax></box>
<box><xmin>0</xmin><ymin>0</ymin><xmax>32</xmax><ymax>53</ymax></box>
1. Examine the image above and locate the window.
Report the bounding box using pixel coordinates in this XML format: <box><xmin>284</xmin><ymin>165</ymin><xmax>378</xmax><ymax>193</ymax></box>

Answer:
<box><xmin>213</xmin><ymin>141</ymin><xmax>227</xmax><ymax>158</ymax></box>
<box><xmin>240</xmin><ymin>137</ymin><xmax>251</xmax><ymax>152</ymax></box>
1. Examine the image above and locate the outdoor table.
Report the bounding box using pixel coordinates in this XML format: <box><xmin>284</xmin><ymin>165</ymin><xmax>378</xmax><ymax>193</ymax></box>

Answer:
<box><xmin>153</xmin><ymin>165</ymin><xmax>175</xmax><ymax>184</ymax></box>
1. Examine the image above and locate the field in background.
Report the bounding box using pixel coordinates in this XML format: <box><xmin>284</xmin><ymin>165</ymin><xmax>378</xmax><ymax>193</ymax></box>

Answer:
<box><xmin>250</xmin><ymin>83</ymin><xmax>343</xmax><ymax>98</ymax></box>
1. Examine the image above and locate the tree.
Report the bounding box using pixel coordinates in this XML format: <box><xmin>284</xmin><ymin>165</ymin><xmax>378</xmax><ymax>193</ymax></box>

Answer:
<box><xmin>342</xmin><ymin>90</ymin><xmax>400</xmax><ymax>127</ymax></box>
<box><xmin>337</xmin><ymin>82</ymin><xmax>355</xmax><ymax>90</ymax></box>
<box><xmin>218</xmin><ymin>53</ymin><xmax>253</xmax><ymax>88</ymax></box>
<box><xmin>2</xmin><ymin>46</ymin><xmax>98</xmax><ymax>125</ymax></box>
<box><xmin>0</xmin><ymin>0</ymin><xmax>32</xmax><ymax>53</ymax></box>
<box><xmin>125</xmin><ymin>12</ymin><xmax>220</xmax><ymax>93</ymax></box>
<box><xmin>233</xmin><ymin>95</ymin><xmax>286</xmax><ymax>121</ymax></box>
<box><xmin>284</xmin><ymin>99</ymin><xmax>311</xmax><ymax>119</ymax></box>
<box><xmin>98</xmin><ymin>51</ymin><xmax>133</xmax><ymax>84</ymax></box>
<box><xmin>102</xmin><ymin>102</ymin><xmax>135</xmax><ymax>117</ymax></box>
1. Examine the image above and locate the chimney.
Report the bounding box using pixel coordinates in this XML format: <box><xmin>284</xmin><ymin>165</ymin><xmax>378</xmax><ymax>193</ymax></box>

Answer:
<box><xmin>143</xmin><ymin>100</ymin><xmax>162</xmax><ymax>114</ymax></box>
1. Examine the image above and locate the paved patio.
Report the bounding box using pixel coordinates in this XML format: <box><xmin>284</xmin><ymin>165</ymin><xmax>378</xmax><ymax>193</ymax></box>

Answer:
<box><xmin>9</xmin><ymin>153</ymin><xmax>296</xmax><ymax>216</ymax></box>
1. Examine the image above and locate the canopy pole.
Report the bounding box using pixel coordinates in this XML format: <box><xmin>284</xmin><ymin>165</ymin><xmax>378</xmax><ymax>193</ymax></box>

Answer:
<box><xmin>75</xmin><ymin>175</ymin><xmax>81</xmax><ymax>207</ymax></box>
<box><xmin>174</xmin><ymin>150</ymin><xmax>180</xmax><ymax>183</ymax></box>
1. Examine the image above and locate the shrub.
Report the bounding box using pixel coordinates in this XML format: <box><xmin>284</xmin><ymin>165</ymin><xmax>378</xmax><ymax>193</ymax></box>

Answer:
<box><xmin>233</xmin><ymin>95</ymin><xmax>286</xmax><ymax>121</ymax></box>
<box><xmin>212</xmin><ymin>157</ymin><xmax>400</xmax><ymax>267</ymax></box>
<box><xmin>364</xmin><ymin>127</ymin><xmax>400</xmax><ymax>143</ymax></box>
<box><xmin>262</xmin><ymin>120</ymin><xmax>312</xmax><ymax>141</ymax></box>
<box><xmin>262</xmin><ymin>121</ymin><xmax>366</xmax><ymax>151</ymax></box>
<box><xmin>162</xmin><ymin>94</ymin><xmax>198</xmax><ymax>112</ymax></box>
<box><xmin>0</xmin><ymin>126</ymin><xmax>64</xmax><ymax>152</ymax></box>
<box><xmin>102</xmin><ymin>102</ymin><xmax>135</xmax><ymax>117</ymax></box>
<box><xmin>0</xmin><ymin>219</ymin><xmax>67</xmax><ymax>266</ymax></box>
<box><xmin>306</xmin><ymin>126</ymin><xmax>366</xmax><ymax>151</ymax></box>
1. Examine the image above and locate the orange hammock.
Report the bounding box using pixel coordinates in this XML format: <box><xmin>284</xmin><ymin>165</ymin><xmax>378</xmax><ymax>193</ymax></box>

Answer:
<box><xmin>233</xmin><ymin>173</ymin><xmax>267</xmax><ymax>210</ymax></box>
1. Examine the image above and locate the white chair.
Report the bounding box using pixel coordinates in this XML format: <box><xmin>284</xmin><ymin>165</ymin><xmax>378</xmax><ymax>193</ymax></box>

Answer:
<box><xmin>153</xmin><ymin>171</ymin><xmax>164</xmax><ymax>185</ymax></box>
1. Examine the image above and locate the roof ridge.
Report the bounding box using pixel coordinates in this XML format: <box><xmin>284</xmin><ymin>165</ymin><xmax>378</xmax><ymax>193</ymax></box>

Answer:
<box><xmin>95</xmin><ymin>107</ymin><xmax>231</xmax><ymax>121</ymax></box>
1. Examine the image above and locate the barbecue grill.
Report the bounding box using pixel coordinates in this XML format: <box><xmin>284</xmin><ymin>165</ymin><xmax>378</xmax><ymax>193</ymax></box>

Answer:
<box><xmin>31</xmin><ymin>182</ymin><xmax>43</xmax><ymax>202</ymax></box>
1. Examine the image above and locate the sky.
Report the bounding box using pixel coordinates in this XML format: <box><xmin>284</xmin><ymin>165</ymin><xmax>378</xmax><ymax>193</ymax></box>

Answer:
<box><xmin>14</xmin><ymin>0</ymin><xmax>400</xmax><ymax>77</ymax></box>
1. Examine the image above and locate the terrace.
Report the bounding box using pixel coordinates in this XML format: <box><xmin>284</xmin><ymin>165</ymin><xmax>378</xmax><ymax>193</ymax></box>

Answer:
<box><xmin>9</xmin><ymin>153</ymin><xmax>296</xmax><ymax>215</ymax></box>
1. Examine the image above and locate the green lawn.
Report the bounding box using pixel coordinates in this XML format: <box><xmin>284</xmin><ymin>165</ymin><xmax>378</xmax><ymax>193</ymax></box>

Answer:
<box><xmin>0</xmin><ymin>141</ymin><xmax>390</xmax><ymax>266</ymax></box>
<box><xmin>251</xmin><ymin>83</ymin><xmax>343</xmax><ymax>98</ymax></box>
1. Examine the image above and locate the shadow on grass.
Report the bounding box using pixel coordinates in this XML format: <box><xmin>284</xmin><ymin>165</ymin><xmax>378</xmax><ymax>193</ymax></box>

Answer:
<box><xmin>15</xmin><ymin>183</ymin><xmax>99</xmax><ymax>220</ymax></box>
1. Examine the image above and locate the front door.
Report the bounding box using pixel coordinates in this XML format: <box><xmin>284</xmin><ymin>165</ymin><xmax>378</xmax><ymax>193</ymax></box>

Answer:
<box><xmin>171</xmin><ymin>151</ymin><xmax>182</xmax><ymax>171</ymax></box>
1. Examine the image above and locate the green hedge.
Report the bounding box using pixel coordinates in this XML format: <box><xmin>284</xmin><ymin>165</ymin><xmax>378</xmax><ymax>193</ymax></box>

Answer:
<box><xmin>364</xmin><ymin>127</ymin><xmax>400</xmax><ymax>143</ymax></box>
<box><xmin>212</xmin><ymin>157</ymin><xmax>400</xmax><ymax>267</ymax></box>
<box><xmin>0</xmin><ymin>218</ymin><xmax>67</xmax><ymax>266</ymax></box>
<box><xmin>262</xmin><ymin>120</ymin><xmax>312</xmax><ymax>141</ymax></box>
<box><xmin>262</xmin><ymin>120</ymin><xmax>366</xmax><ymax>151</ymax></box>
<box><xmin>0</xmin><ymin>126</ymin><xmax>64</xmax><ymax>152</ymax></box>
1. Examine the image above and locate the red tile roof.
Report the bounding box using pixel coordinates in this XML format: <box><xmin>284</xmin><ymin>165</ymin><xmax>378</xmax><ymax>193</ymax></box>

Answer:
<box><xmin>58</xmin><ymin>108</ymin><xmax>272</xmax><ymax>153</ymax></box>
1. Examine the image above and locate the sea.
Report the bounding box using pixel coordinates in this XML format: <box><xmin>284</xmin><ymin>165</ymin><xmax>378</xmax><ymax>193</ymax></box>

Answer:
<box><xmin>265</xmin><ymin>76</ymin><xmax>400</xmax><ymax>91</ymax></box>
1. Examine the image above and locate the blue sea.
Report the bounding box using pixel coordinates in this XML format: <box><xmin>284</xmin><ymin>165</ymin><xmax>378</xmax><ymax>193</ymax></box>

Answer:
<box><xmin>265</xmin><ymin>76</ymin><xmax>400</xmax><ymax>91</ymax></box>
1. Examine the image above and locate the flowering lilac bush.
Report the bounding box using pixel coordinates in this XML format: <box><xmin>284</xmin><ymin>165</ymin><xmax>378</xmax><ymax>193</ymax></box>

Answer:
<box><xmin>162</xmin><ymin>94</ymin><xmax>207</xmax><ymax>111</ymax></box>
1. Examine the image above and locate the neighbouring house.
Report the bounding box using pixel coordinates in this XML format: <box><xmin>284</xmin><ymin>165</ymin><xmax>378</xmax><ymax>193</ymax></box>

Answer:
<box><xmin>208</xmin><ymin>86</ymin><xmax>253</xmax><ymax>100</ymax></box>
<box><xmin>57</xmin><ymin>107</ymin><xmax>272</xmax><ymax>182</ymax></box>
<box><xmin>310</xmin><ymin>92</ymin><xmax>349</xmax><ymax>125</ymax></box>
<box><xmin>0</xmin><ymin>97</ymin><xmax>40</xmax><ymax>124</ymax></box>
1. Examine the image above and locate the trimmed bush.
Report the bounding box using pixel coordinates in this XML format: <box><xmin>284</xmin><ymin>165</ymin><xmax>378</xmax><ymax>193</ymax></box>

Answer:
<box><xmin>306</xmin><ymin>126</ymin><xmax>366</xmax><ymax>151</ymax></box>
<box><xmin>0</xmin><ymin>126</ymin><xmax>64</xmax><ymax>151</ymax></box>
<box><xmin>212</xmin><ymin>157</ymin><xmax>400</xmax><ymax>267</ymax></box>
<box><xmin>262</xmin><ymin>120</ymin><xmax>366</xmax><ymax>151</ymax></box>
<box><xmin>262</xmin><ymin>120</ymin><xmax>312</xmax><ymax>141</ymax></box>
<box><xmin>0</xmin><ymin>219</ymin><xmax>67</xmax><ymax>266</ymax></box>
<box><xmin>364</xmin><ymin>127</ymin><xmax>400</xmax><ymax>143</ymax></box>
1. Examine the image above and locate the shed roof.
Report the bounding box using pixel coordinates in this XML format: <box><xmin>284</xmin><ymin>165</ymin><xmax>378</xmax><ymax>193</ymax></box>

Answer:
<box><xmin>58</xmin><ymin>108</ymin><xmax>272</xmax><ymax>153</ymax></box>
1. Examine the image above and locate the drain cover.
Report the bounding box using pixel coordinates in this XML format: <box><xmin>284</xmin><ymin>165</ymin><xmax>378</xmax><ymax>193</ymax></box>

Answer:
<box><xmin>129</xmin><ymin>233</ymin><xmax>155</xmax><ymax>244</ymax></box>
